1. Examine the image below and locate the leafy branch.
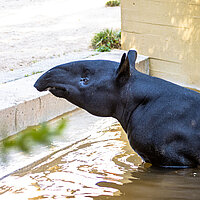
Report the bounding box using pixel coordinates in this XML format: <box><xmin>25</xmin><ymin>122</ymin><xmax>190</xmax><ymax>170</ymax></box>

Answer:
<box><xmin>1</xmin><ymin>119</ymin><xmax>67</xmax><ymax>161</ymax></box>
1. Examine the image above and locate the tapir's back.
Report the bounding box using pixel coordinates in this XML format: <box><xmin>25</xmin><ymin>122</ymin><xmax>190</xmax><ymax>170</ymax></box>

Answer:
<box><xmin>127</xmin><ymin>73</ymin><xmax>200</xmax><ymax>167</ymax></box>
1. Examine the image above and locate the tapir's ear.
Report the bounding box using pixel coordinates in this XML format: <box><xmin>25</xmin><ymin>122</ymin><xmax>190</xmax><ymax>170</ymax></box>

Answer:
<box><xmin>116</xmin><ymin>50</ymin><xmax>137</xmax><ymax>85</ymax></box>
<box><xmin>127</xmin><ymin>49</ymin><xmax>137</xmax><ymax>68</ymax></box>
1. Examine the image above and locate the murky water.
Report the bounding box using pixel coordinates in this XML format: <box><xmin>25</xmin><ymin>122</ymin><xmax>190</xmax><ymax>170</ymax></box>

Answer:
<box><xmin>1</xmin><ymin>109</ymin><xmax>200</xmax><ymax>199</ymax></box>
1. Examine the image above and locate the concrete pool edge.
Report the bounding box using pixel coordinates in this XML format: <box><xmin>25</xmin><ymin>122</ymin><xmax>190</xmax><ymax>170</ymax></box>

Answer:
<box><xmin>0</xmin><ymin>50</ymin><xmax>149</xmax><ymax>139</ymax></box>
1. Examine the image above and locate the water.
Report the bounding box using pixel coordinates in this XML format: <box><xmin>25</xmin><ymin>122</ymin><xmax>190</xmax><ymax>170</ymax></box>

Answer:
<box><xmin>0</xmin><ymin>109</ymin><xmax>200</xmax><ymax>199</ymax></box>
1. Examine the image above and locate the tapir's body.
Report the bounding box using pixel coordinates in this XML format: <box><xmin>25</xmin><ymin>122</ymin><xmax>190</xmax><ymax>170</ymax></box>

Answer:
<box><xmin>34</xmin><ymin>50</ymin><xmax>200</xmax><ymax>168</ymax></box>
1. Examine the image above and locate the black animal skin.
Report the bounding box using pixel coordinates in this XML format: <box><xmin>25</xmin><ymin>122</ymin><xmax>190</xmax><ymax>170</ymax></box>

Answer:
<box><xmin>34</xmin><ymin>50</ymin><xmax>200</xmax><ymax>168</ymax></box>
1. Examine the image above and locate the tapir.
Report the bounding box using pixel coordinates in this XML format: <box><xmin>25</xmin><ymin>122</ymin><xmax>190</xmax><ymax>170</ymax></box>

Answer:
<box><xmin>34</xmin><ymin>50</ymin><xmax>200</xmax><ymax>168</ymax></box>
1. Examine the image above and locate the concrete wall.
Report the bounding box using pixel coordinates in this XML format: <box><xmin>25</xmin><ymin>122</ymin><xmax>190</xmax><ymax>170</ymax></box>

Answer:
<box><xmin>121</xmin><ymin>0</ymin><xmax>200</xmax><ymax>89</ymax></box>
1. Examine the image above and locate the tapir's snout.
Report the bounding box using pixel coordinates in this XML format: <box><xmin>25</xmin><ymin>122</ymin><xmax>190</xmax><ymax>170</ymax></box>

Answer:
<box><xmin>34</xmin><ymin>72</ymin><xmax>51</xmax><ymax>92</ymax></box>
<box><xmin>34</xmin><ymin>67</ymin><xmax>68</xmax><ymax>93</ymax></box>
<box><xmin>34</xmin><ymin>77</ymin><xmax>45</xmax><ymax>92</ymax></box>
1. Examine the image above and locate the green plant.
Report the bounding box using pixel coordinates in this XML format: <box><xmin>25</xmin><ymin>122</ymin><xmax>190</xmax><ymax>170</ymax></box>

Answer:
<box><xmin>32</xmin><ymin>71</ymin><xmax>43</xmax><ymax>75</ymax></box>
<box><xmin>1</xmin><ymin>119</ymin><xmax>67</xmax><ymax>161</ymax></box>
<box><xmin>91</xmin><ymin>29</ymin><xmax>121</xmax><ymax>52</ymax></box>
<box><xmin>24</xmin><ymin>71</ymin><xmax>43</xmax><ymax>77</ymax></box>
<box><xmin>32</xmin><ymin>60</ymin><xmax>38</xmax><ymax>64</ymax></box>
<box><xmin>105</xmin><ymin>0</ymin><xmax>120</xmax><ymax>7</ymax></box>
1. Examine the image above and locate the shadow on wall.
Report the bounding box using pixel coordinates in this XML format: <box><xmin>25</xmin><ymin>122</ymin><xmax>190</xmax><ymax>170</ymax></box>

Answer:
<box><xmin>121</xmin><ymin>0</ymin><xmax>200</xmax><ymax>89</ymax></box>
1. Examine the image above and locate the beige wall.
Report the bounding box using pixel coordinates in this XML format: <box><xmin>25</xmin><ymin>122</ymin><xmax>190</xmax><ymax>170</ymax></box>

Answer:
<box><xmin>121</xmin><ymin>0</ymin><xmax>200</xmax><ymax>89</ymax></box>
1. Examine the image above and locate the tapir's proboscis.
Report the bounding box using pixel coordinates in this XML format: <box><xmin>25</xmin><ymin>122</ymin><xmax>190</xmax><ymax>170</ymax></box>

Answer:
<box><xmin>34</xmin><ymin>50</ymin><xmax>200</xmax><ymax>168</ymax></box>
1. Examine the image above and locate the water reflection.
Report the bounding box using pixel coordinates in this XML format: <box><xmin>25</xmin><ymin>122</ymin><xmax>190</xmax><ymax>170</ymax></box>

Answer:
<box><xmin>1</xmin><ymin>110</ymin><xmax>200</xmax><ymax>199</ymax></box>
<box><xmin>96</xmin><ymin>167</ymin><xmax>200</xmax><ymax>200</ymax></box>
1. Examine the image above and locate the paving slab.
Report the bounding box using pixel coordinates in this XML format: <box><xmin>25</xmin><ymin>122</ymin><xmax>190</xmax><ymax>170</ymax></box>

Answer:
<box><xmin>0</xmin><ymin>50</ymin><xmax>149</xmax><ymax>139</ymax></box>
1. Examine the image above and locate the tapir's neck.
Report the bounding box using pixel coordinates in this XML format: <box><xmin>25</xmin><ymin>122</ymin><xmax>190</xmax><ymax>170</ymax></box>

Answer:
<box><xmin>112</xmin><ymin>85</ymin><xmax>131</xmax><ymax>131</ymax></box>
<box><xmin>113</xmin><ymin>70</ymin><xmax>148</xmax><ymax>132</ymax></box>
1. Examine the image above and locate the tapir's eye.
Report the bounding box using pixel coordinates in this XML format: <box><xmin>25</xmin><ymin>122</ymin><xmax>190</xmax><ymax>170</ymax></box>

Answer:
<box><xmin>80</xmin><ymin>77</ymin><xmax>89</xmax><ymax>85</ymax></box>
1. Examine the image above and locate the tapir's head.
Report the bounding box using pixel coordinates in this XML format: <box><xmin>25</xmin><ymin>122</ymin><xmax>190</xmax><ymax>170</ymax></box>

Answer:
<box><xmin>34</xmin><ymin>50</ymin><xmax>137</xmax><ymax>117</ymax></box>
